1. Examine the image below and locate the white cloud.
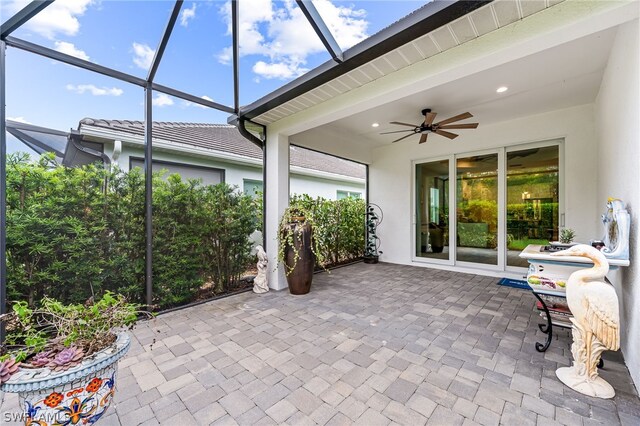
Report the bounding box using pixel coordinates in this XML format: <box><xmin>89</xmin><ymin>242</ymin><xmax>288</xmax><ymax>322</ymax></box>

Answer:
<box><xmin>180</xmin><ymin>3</ymin><xmax>197</xmax><ymax>27</ymax></box>
<box><xmin>252</xmin><ymin>61</ymin><xmax>308</xmax><ymax>80</ymax></box>
<box><xmin>54</xmin><ymin>41</ymin><xmax>90</xmax><ymax>61</ymax></box>
<box><xmin>182</xmin><ymin>95</ymin><xmax>215</xmax><ymax>109</ymax></box>
<box><xmin>2</xmin><ymin>0</ymin><xmax>94</xmax><ymax>40</ymax></box>
<box><xmin>7</xmin><ymin>116</ymin><xmax>31</xmax><ymax>124</ymax></box>
<box><xmin>66</xmin><ymin>84</ymin><xmax>123</xmax><ymax>96</ymax></box>
<box><xmin>132</xmin><ymin>42</ymin><xmax>155</xmax><ymax>70</ymax></box>
<box><xmin>152</xmin><ymin>93</ymin><xmax>174</xmax><ymax>107</ymax></box>
<box><xmin>218</xmin><ymin>0</ymin><xmax>368</xmax><ymax>80</ymax></box>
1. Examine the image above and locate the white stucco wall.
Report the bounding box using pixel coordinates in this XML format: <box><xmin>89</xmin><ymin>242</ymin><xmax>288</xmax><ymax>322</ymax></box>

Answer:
<box><xmin>106</xmin><ymin>144</ymin><xmax>365</xmax><ymax>200</ymax></box>
<box><xmin>290</xmin><ymin>174</ymin><xmax>365</xmax><ymax>200</ymax></box>
<box><xmin>370</xmin><ymin>104</ymin><xmax>599</xmax><ymax>276</ymax></box>
<box><xmin>595</xmin><ymin>19</ymin><xmax>640</xmax><ymax>389</ymax></box>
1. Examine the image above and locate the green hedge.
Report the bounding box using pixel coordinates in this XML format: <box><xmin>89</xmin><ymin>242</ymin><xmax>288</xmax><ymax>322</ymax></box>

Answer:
<box><xmin>6</xmin><ymin>153</ymin><xmax>257</xmax><ymax>309</ymax></box>
<box><xmin>290</xmin><ymin>194</ymin><xmax>366</xmax><ymax>267</ymax></box>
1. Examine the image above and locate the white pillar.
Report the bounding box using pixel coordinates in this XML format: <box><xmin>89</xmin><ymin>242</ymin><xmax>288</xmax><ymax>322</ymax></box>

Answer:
<box><xmin>265</xmin><ymin>131</ymin><xmax>289</xmax><ymax>290</ymax></box>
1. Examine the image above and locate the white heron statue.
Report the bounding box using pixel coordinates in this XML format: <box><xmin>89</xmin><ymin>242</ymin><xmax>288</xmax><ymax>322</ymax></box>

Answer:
<box><xmin>551</xmin><ymin>244</ymin><xmax>620</xmax><ymax>398</ymax></box>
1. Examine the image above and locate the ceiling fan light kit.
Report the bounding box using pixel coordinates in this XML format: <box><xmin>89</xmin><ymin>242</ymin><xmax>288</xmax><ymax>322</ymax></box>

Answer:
<box><xmin>382</xmin><ymin>108</ymin><xmax>479</xmax><ymax>143</ymax></box>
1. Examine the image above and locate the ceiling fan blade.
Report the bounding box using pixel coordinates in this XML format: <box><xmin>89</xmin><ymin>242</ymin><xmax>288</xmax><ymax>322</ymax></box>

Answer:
<box><xmin>424</xmin><ymin>112</ymin><xmax>437</xmax><ymax>126</ymax></box>
<box><xmin>392</xmin><ymin>133</ymin><xmax>416</xmax><ymax>143</ymax></box>
<box><xmin>438</xmin><ymin>123</ymin><xmax>479</xmax><ymax>129</ymax></box>
<box><xmin>419</xmin><ymin>133</ymin><xmax>428</xmax><ymax>144</ymax></box>
<box><xmin>434</xmin><ymin>129</ymin><xmax>459</xmax><ymax>139</ymax></box>
<box><xmin>390</xmin><ymin>121</ymin><xmax>418</xmax><ymax>127</ymax></box>
<box><xmin>435</xmin><ymin>112</ymin><xmax>473</xmax><ymax>126</ymax></box>
<box><xmin>380</xmin><ymin>129</ymin><xmax>414</xmax><ymax>135</ymax></box>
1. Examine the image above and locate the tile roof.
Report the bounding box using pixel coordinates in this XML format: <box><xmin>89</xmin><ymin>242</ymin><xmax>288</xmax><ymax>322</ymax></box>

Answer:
<box><xmin>79</xmin><ymin>118</ymin><xmax>366</xmax><ymax>180</ymax></box>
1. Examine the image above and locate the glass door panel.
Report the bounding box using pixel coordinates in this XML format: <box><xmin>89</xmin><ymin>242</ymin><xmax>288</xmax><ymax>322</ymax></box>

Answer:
<box><xmin>456</xmin><ymin>154</ymin><xmax>498</xmax><ymax>265</ymax></box>
<box><xmin>416</xmin><ymin>160</ymin><xmax>449</xmax><ymax>260</ymax></box>
<box><xmin>506</xmin><ymin>146</ymin><xmax>559</xmax><ymax>267</ymax></box>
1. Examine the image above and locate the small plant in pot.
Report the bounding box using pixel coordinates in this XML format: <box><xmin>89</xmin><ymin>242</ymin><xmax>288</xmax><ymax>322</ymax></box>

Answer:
<box><xmin>0</xmin><ymin>292</ymin><xmax>145</xmax><ymax>425</ymax></box>
<box><xmin>278</xmin><ymin>206</ymin><xmax>325</xmax><ymax>295</ymax></box>
<box><xmin>364</xmin><ymin>203</ymin><xmax>383</xmax><ymax>264</ymax></box>
<box><xmin>559</xmin><ymin>228</ymin><xmax>576</xmax><ymax>244</ymax></box>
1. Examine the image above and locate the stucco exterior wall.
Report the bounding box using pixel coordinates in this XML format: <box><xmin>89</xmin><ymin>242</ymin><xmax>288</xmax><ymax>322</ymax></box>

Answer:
<box><xmin>369</xmin><ymin>104</ymin><xmax>599</xmax><ymax>276</ymax></box>
<box><xmin>290</xmin><ymin>174</ymin><xmax>365</xmax><ymax>199</ymax></box>
<box><xmin>109</xmin><ymin>145</ymin><xmax>365</xmax><ymax>200</ymax></box>
<box><xmin>595</xmin><ymin>19</ymin><xmax>640</xmax><ymax>389</ymax></box>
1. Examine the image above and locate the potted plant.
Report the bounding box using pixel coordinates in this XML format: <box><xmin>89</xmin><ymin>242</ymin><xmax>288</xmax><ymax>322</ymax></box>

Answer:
<box><xmin>559</xmin><ymin>228</ymin><xmax>576</xmax><ymax>244</ymax></box>
<box><xmin>0</xmin><ymin>292</ymin><xmax>144</xmax><ymax>425</ymax></box>
<box><xmin>364</xmin><ymin>204</ymin><xmax>383</xmax><ymax>264</ymax></box>
<box><xmin>278</xmin><ymin>206</ymin><xmax>325</xmax><ymax>294</ymax></box>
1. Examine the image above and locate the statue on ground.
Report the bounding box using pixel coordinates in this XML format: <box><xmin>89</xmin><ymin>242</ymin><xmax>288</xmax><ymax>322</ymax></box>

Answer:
<box><xmin>552</xmin><ymin>244</ymin><xmax>620</xmax><ymax>398</ymax></box>
<box><xmin>253</xmin><ymin>245</ymin><xmax>269</xmax><ymax>294</ymax></box>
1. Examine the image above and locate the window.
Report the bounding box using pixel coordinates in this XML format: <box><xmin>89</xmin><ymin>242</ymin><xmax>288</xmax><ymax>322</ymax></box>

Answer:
<box><xmin>244</xmin><ymin>179</ymin><xmax>263</xmax><ymax>199</ymax></box>
<box><xmin>130</xmin><ymin>158</ymin><xmax>224</xmax><ymax>186</ymax></box>
<box><xmin>337</xmin><ymin>190</ymin><xmax>361</xmax><ymax>200</ymax></box>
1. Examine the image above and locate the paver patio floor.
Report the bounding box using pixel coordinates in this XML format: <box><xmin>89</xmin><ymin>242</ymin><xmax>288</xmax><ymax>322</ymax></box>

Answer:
<box><xmin>2</xmin><ymin>263</ymin><xmax>639</xmax><ymax>425</ymax></box>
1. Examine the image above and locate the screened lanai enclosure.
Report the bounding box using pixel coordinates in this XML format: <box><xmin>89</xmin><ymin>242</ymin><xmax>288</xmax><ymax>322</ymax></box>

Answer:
<box><xmin>0</xmin><ymin>0</ymin><xmax>493</xmax><ymax>317</ymax></box>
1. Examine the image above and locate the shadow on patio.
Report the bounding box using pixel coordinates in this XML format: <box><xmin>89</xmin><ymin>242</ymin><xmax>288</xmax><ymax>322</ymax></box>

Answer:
<box><xmin>2</xmin><ymin>263</ymin><xmax>638</xmax><ymax>425</ymax></box>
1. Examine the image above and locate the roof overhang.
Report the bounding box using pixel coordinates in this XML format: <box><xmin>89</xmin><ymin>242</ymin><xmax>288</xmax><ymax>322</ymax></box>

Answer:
<box><xmin>239</xmin><ymin>0</ymin><xmax>492</xmax><ymax>122</ymax></box>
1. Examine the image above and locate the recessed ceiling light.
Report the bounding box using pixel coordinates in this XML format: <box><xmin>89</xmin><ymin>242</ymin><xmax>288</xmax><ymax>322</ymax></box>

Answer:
<box><xmin>371</xmin><ymin>122</ymin><xmax>379</xmax><ymax>128</ymax></box>
<box><xmin>496</xmin><ymin>86</ymin><xmax>508</xmax><ymax>93</ymax></box>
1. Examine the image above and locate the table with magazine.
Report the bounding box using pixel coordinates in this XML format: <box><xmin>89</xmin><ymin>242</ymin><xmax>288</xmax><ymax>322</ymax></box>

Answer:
<box><xmin>519</xmin><ymin>244</ymin><xmax>629</xmax><ymax>352</ymax></box>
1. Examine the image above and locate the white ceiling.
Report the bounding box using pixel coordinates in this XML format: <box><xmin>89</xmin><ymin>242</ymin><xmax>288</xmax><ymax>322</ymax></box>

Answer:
<box><xmin>293</xmin><ymin>27</ymin><xmax>616</xmax><ymax>148</ymax></box>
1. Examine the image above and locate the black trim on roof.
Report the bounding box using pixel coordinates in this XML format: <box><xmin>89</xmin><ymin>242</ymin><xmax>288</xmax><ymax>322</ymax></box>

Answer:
<box><xmin>239</xmin><ymin>0</ymin><xmax>492</xmax><ymax>121</ymax></box>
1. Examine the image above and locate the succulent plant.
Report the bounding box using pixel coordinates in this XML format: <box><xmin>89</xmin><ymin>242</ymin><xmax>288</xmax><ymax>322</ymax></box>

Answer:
<box><xmin>560</xmin><ymin>228</ymin><xmax>576</xmax><ymax>244</ymax></box>
<box><xmin>47</xmin><ymin>347</ymin><xmax>85</xmax><ymax>371</ymax></box>
<box><xmin>0</xmin><ymin>358</ymin><xmax>21</xmax><ymax>384</ymax></box>
<box><xmin>30</xmin><ymin>350</ymin><xmax>54</xmax><ymax>368</ymax></box>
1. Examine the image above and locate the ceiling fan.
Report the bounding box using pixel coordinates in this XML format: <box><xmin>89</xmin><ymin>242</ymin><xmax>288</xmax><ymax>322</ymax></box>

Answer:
<box><xmin>381</xmin><ymin>108</ymin><xmax>479</xmax><ymax>144</ymax></box>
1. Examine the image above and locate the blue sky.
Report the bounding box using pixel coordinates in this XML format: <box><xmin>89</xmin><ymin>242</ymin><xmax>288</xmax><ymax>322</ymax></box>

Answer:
<box><xmin>2</xmin><ymin>0</ymin><xmax>427</xmax><ymax>138</ymax></box>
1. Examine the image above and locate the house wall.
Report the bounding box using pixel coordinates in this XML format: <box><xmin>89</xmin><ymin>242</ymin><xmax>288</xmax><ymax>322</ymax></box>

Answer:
<box><xmin>107</xmin><ymin>145</ymin><xmax>365</xmax><ymax>200</ymax></box>
<box><xmin>370</xmin><ymin>104</ymin><xmax>599</xmax><ymax>276</ymax></box>
<box><xmin>595</xmin><ymin>19</ymin><xmax>640</xmax><ymax>389</ymax></box>
<box><xmin>290</xmin><ymin>174</ymin><xmax>364</xmax><ymax>200</ymax></box>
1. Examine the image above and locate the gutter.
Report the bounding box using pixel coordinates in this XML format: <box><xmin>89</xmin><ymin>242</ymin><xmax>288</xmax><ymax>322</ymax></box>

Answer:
<box><xmin>237</xmin><ymin>117</ymin><xmax>264</xmax><ymax>149</ymax></box>
<box><xmin>64</xmin><ymin>131</ymin><xmax>111</xmax><ymax>167</ymax></box>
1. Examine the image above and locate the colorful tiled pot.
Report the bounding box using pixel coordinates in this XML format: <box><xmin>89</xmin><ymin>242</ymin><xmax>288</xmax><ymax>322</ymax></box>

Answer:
<box><xmin>1</xmin><ymin>333</ymin><xmax>130</xmax><ymax>426</ymax></box>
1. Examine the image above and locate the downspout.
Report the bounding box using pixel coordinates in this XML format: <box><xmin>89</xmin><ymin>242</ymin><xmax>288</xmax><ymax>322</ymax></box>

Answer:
<box><xmin>66</xmin><ymin>132</ymin><xmax>111</xmax><ymax>166</ymax></box>
<box><xmin>236</xmin><ymin>117</ymin><xmax>267</xmax><ymax>248</ymax></box>
<box><xmin>111</xmin><ymin>140</ymin><xmax>122</xmax><ymax>166</ymax></box>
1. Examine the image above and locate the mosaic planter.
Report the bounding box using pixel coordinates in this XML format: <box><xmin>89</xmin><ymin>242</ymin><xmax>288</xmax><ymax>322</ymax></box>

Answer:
<box><xmin>1</xmin><ymin>333</ymin><xmax>130</xmax><ymax>426</ymax></box>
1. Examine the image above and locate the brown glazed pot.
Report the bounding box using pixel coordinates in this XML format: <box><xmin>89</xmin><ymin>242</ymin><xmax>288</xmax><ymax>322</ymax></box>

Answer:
<box><xmin>284</xmin><ymin>221</ymin><xmax>314</xmax><ymax>295</ymax></box>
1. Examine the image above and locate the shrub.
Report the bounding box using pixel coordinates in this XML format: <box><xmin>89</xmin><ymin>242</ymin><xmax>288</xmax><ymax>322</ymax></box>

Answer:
<box><xmin>200</xmin><ymin>183</ymin><xmax>257</xmax><ymax>294</ymax></box>
<box><xmin>290</xmin><ymin>194</ymin><xmax>365</xmax><ymax>266</ymax></box>
<box><xmin>5</xmin><ymin>154</ymin><xmax>257</xmax><ymax>310</ymax></box>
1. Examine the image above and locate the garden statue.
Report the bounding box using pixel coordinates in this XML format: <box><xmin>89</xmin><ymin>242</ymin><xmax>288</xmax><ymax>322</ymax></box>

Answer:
<box><xmin>551</xmin><ymin>244</ymin><xmax>620</xmax><ymax>398</ymax></box>
<box><xmin>601</xmin><ymin>198</ymin><xmax>630</xmax><ymax>260</ymax></box>
<box><xmin>253</xmin><ymin>245</ymin><xmax>269</xmax><ymax>294</ymax></box>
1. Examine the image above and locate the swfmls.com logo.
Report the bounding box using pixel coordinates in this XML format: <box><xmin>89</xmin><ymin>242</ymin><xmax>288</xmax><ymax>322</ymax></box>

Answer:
<box><xmin>3</xmin><ymin>411</ymin><xmax>61</xmax><ymax>423</ymax></box>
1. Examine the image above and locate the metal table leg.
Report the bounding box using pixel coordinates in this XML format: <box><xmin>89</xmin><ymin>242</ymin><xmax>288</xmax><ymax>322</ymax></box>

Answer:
<box><xmin>533</xmin><ymin>292</ymin><xmax>553</xmax><ymax>352</ymax></box>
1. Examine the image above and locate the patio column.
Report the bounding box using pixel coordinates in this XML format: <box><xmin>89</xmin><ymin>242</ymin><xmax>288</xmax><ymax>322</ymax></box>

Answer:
<box><xmin>265</xmin><ymin>131</ymin><xmax>289</xmax><ymax>291</ymax></box>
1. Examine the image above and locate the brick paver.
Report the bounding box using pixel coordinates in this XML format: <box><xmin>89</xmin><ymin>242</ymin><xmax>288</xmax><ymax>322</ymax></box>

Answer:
<box><xmin>1</xmin><ymin>263</ymin><xmax>638</xmax><ymax>425</ymax></box>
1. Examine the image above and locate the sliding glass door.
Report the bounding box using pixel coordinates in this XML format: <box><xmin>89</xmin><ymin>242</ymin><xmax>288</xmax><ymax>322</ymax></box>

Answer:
<box><xmin>456</xmin><ymin>154</ymin><xmax>498</xmax><ymax>265</ymax></box>
<box><xmin>415</xmin><ymin>160</ymin><xmax>450</xmax><ymax>260</ymax></box>
<box><xmin>414</xmin><ymin>141</ymin><xmax>561</xmax><ymax>270</ymax></box>
<box><xmin>506</xmin><ymin>146</ymin><xmax>559</xmax><ymax>267</ymax></box>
